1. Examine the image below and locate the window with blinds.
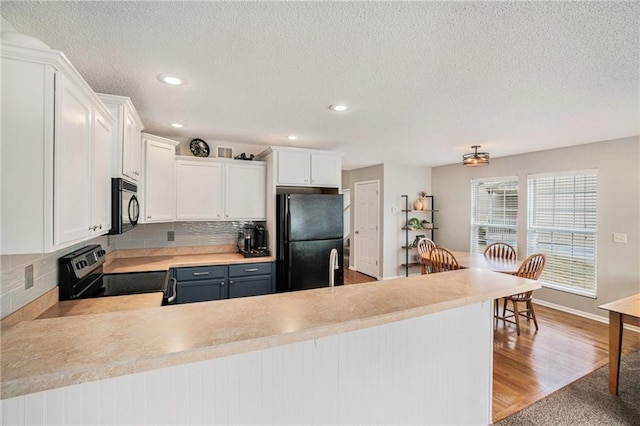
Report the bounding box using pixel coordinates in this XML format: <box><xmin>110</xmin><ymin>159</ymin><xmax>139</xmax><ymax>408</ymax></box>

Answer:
<box><xmin>527</xmin><ymin>170</ymin><xmax>598</xmax><ymax>297</ymax></box>
<box><xmin>470</xmin><ymin>177</ymin><xmax>518</xmax><ymax>255</ymax></box>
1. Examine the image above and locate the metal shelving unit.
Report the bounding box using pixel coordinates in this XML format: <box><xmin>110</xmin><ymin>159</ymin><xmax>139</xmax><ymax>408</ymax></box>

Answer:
<box><xmin>400</xmin><ymin>195</ymin><xmax>438</xmax><ymax>277</ymax></box>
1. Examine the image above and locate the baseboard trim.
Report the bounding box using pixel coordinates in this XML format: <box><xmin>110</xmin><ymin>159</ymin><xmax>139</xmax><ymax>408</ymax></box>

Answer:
<box><xmin>533</xmin><ymin>298</ymin><xmax>640</xmax><ymax>334</ymax></box>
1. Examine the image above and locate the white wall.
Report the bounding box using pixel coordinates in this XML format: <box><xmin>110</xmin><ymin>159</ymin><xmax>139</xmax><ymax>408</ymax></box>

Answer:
<box><xmin>432</xmin><ymin>136</ymin><xmax>640</xmax><ymax>318</ymax></box>
<box><xmin>383</xmin><ymin>164</ymin><xmax>432</xmax><ymax>279</ymax></box>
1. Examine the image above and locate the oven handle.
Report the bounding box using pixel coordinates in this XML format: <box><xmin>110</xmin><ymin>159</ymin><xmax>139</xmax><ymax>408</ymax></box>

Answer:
<box><xmin>167</xmin><ymin>277</ymin><xmax>177</xmax><ymax>304</ymax></box>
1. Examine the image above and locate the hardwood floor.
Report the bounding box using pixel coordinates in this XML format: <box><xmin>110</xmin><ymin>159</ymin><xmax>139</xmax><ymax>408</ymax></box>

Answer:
<box><xmin>492</xmin><ymin>303</ymin><xmax>640</xmax><ymax>422</ymax></box>
<box><xmin>339</xmin><ymin>271</ymin><xmax>640</xmax><ymax>423</ymax></box>
<box><xmin>343</xmin><ymin>267</ymin><xmax>377</xmax><ymax>284</ymax></box>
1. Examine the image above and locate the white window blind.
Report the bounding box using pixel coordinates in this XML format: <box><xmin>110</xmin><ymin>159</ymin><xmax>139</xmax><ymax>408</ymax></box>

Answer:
<box><xmin>470</xmin><ymin>177</ymin><xmax>518</xmax><ymax>255</ymax></box>
<box><xmin>527</xmin><ymin>170</ymin><xmax>598</xmax><ymax>297</ymax></box>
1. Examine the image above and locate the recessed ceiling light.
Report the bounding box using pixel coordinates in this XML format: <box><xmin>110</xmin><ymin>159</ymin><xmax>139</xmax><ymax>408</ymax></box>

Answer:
<box><xmin>170</xmin><ymin>123</ymin><xmax>184</xmax><ymax>128</ymax></box>
<box><xmin>158</xmin><ymin>73</ymin><xmax>186</xmax><ymax>86</ymax></box>
<box><xmin>329</xmin><ymin>104</ymin><xmax>349</xmax><ymax>112</ymax></box>
<box><xmin>287</xmin><ymin>135</ymin><xmax>298</xmax><ymax>141</ymax></box>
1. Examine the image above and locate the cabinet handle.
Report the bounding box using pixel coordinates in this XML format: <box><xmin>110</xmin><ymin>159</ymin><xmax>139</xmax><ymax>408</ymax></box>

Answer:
<box><xmin>147</xmin><ymin>216</ymin><xmax>151</xmax><ymax>219</ymax></box>
<box><xmin>225</xmin><ymin>214</ymin><xmax>229</xmax><ymax>217</ymax></box>
<box><xmin>229</xmin><ymin>280</ymin><xmax>234</xmax><ymax>284</ymax></box>
<box><xmin>220</xmin><ymin>281</ymin><xmax>225</xmax><ymax>286</ymax></box>
<box><xmin>244</xmin><ymin>268</ymin><xmax>259</xmax><ymax>272</ymax></box>
<box><xmin>192</xmin><ymin>272</ymin><xmax>209</xmax><ymax>276</ymax></box>
<box><xmin>99</xmin><ymin>224</ymin><xmax>102</xmax><ymax>230</ymax></box>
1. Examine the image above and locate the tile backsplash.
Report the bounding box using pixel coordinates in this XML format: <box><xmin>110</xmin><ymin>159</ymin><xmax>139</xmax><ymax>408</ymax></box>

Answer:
<box><xmin>0</xmin><ymin>221</ymin><xmax>256</xmax><ymax>319</ymax></box>
<box><xmin>0</xmin><ymin>235</ymin><xmax>113</xmax><ymax>319</ymax></box>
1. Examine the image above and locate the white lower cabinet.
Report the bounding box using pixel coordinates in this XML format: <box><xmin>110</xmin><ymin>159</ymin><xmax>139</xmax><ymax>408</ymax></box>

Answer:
<box><xmin>176</xmin><ymin>156</ymin><xmax>266</xmax><ymax>221</ymax></box>
<box><xmin>1</xmin><ymin>41</ymin><xmax>114</xmax><ymax>254</ymax></box>
<box><xmin>142</xmin><ymin>134</ymin><xmax>179</xmax><ymax>223</ymax></box>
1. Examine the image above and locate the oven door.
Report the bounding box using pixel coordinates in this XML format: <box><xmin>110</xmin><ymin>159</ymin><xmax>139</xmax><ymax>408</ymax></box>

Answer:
<box><xmin>100</xmin><ymin>271</ymin><xmax>175</xmax><ymax>304</ymax></box>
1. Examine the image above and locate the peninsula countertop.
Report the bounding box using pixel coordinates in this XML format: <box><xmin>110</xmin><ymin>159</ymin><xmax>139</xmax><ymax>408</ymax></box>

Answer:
<box><xmin>1</xmin><ymin>268</ymin><xmax>539</xmax><ymax>399</ymax></box>
<box><xmin>104</xmin><ymin>252</ymin><xmax>275</xmax><ymax>273</ymax></box>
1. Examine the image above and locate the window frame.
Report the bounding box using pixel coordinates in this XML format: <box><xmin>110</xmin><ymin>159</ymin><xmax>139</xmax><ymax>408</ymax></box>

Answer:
<box><xmin>526</xmin><ymin>169</ymin><xmax>598</xmax><ymax>298</ymax></box>
<box><xmin>470</xmin><ymin>176</ymin><xmax>519</xmax><ymax>255</ymax></box>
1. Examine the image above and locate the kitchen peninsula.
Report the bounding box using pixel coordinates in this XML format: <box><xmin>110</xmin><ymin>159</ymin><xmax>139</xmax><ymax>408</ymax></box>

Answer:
<box><xmin>1</xmin><ymin>269</ymin><xmax>539</xmax><ymax>425</ymax></box>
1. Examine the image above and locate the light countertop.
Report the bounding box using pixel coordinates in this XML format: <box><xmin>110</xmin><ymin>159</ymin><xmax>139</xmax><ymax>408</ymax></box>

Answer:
<box><xmin>104</xmin><ymin>252</ymin><xmax>275</xmax><ymax>273</ymax></box>
<box><xmin>1</xmin><ymin>268</ymin><xmax>539</xmax><ymax>399</ymax></box>
<box><xmin>38</xmin><ymin>293</ymin><xmax>164</xmax><ymax>319</ymax></box>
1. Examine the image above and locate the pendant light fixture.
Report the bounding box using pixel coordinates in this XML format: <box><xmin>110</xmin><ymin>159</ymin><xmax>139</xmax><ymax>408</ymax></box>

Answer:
<box><xmin>462</xmin><ymin>145</ymin><xmax>490</xmax><ymax>167</ymax></box>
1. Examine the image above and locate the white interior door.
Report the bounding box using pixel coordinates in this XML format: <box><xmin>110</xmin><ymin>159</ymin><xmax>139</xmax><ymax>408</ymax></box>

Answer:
<box><xmin>354</xmin><ymin>180</ymin><xmax>379</xmax><ymax>278</ymax></box>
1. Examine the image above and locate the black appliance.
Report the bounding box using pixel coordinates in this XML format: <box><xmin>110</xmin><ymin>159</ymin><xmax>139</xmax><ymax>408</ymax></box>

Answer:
<box><xmin>238</xmin><ymin>224</ymin><xmax>270</xmax><ymax>258</ymax></box>
<box><xmin>276</xmin><ymin>193</ymin><xmax>343</xmax><ymax>292</ymax></box>
<box><xmin>109</xmin><ymin>178</ymin><xmax>139</xmax><ymax>235</ymax></box>
<box><xmin>254</xmin><ymin>224</ymin><xmax>267</xmax><ymax>250</ymax></box>
<box><xmin>58</xmin><ymin>244</ymin><xmax>176</xmax><ymax>304</ymax></box>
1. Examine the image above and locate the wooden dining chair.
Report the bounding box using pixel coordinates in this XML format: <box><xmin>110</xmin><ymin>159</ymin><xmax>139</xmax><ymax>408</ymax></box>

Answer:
<box><xmin>497</xmin><ymin>253</ymin><xmax>546</xmax><ymax>335</ymax></box>
<box><xmin>483</xmin><ymin>242</ymin><xmax>516</xmax><ymax>260</ymax></box>
<box><xmin>416</xmin><ymin>237</ymin><xmax>436</xmax><ymax>275</ymax></box>
<box><xmin>429</xmin><ymin>246</ymin><xmax>460</xmax><ymax>273</ymax></box>
<box><xmin>484</xmin><ymin>242</ymin><xmax>517</xmax><ymax>317</ymax></box>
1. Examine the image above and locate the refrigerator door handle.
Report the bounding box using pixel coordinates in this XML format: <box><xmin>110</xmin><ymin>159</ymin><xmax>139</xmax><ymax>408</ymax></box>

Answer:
<box><xmin>286</xmin><ymin>243</ymin><xmax>292</xmax><ymax>290</ymax></box>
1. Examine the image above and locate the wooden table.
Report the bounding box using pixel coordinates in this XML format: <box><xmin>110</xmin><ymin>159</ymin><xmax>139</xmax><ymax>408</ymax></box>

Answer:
<box><xmin>599</xmin><ymin>293</ymin><xmax>640</xmax><ymax>395</ymax></box>
<box><xmin>421</xmin><ymin>251</ymin><xmax>522</xmax><ymax>274</ymax></box>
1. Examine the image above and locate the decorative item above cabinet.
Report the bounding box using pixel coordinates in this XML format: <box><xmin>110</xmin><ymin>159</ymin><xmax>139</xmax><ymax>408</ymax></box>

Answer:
<box><xmin>256</xmin><ymin>146</ymin><xmax>342</xmax><ymax>188</ymax></box>
<box><xmin>97</xmin><ymin>93</ymin><xmax>144</xmax><ymax>182</ymax></box>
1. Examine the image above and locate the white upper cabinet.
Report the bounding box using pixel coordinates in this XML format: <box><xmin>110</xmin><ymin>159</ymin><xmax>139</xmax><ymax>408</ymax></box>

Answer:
<box><xmin>53</xmin><ymin>71</ymin><xmax>94</xmax><ymax>246</ymax></box>
<box><xmin>1</xmin><ymin>40</ymin><xmax>114</xmax><ymax>254</ymax></box>
<box><xmin>225</xmin><ymin>161</ymin><xmax>266</xmax><ymax>220</ymax></box>
<box><xmin>276</xmin><ymin>150</ymin><xmax>311</xmax><ymax>185</ymax></box>
<box><xmin>142</xmin><ymin>134</ymin><xmax>179</xmax><ymax>223</ymax></box>
<box><xmin>176</xmin><ymin>159</ymin><xmax>224</xmax><ymax>220</ymax></box>
<box><xmin>310</xmin><ymin>152</ymin><xmax>341</xmax><ymax>187</ymax></box>
<box><xmin>97</xmin><ymin>94</ymin><xmax>144</xmax><ymax>182</ymax></box>
<box><xmin>92</xmin><ymin>107</ymin><xmax>113</xmax><ymax>235</ymax></box>
<box><xmin>175</xmin><ymin>157</ymin><xmax>266</xmax><ymax>221</ymax></box>
<box><xmin>261</xmin><ymin>147</ymin><xmax>342</xmax><ymax>188</ymax></box>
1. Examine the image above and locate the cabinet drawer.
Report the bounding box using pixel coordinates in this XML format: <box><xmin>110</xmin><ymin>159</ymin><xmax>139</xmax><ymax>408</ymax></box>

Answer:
<box><xmin>228</xmin><ymin>262</ymin><xmax>272</xmax><ymax>277</ymax></box>
<box><xmin>175</xmin><ymin>265</ymin><xmax>226</xmax><ymax>281</ymax></box>
<box><xmin>177</xmin><ymin>280</ymin><xmax>226</xmax><ymax>304</ymax></box>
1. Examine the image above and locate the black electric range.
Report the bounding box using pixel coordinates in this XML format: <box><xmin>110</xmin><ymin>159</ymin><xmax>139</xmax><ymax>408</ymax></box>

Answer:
<box><xmin>58</xmin><ymin>244</ymin><xmax>176</xmax><ymax>304</ymax></box>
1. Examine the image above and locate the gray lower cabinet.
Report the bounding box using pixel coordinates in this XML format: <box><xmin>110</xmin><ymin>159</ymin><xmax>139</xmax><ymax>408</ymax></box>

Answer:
<box><xmin>173</xmin><ymin>262</ymin><xmax>274</xmax><ymax>304</ymax></box>
<box><xmin>174</xmin><ymin>265</ymin><xmax>226</xmax><ymax>304</ymax></box>
<box><xmin>228</xmin><ymin>262</ymin><xmax>274</xmax><ymax>298</ymax></box>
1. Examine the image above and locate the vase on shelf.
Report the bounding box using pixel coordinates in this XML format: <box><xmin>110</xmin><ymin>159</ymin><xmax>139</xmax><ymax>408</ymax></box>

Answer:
<box><xmin>421</xmin><ymin>197</ymin><xmax>430</xmax><ymax>210</ymax></box>
<box><xmin>413</xmin><ymin>199</ymin><xmax>423</xmax><ymax>210</ymax></box>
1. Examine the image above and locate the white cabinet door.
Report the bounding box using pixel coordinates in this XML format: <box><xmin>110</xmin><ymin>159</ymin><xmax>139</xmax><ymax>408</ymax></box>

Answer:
<box><xmin>311</xmin><ymin>153</ymin><xmax>340</xmax><ymax>187</ymax></box>
<box><xmin>277</xmin><ymin>151</ymin><xmax>310</xmax><ymax>185</ymax></box>
<box><xmin>92</xmin><ymin>108</ymin><xmax>113</xmax><ymax>235</ymax></box>
<box><xmin>143</xmin><ymin>137</ymin><xmax>176</xmax><ymax>222</ymax></box>
<box><xmin>54</xmin><ymin>72</ymin><xmax>93</xmax><ymax>247</ymax></box>
<box><xmin>225</xmin><ymin>162</ymin><xmax>266</xmax><ymax>220</ymax></box>
<box><xmin>123</xmin><ymin>108</ymin><xmax>142</xmax><ymax>181</ymax></box>
<box><xmin>176</xmin><ymin>160</ymin><xmax>224</xmax><ymax>220</ymax></box>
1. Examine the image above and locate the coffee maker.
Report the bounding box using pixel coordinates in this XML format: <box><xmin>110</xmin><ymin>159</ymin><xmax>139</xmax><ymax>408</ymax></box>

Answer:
<box><xmin>237</xmin><ymin>224</ymin><xmax>269</xmax><ymax>257</ymax></box>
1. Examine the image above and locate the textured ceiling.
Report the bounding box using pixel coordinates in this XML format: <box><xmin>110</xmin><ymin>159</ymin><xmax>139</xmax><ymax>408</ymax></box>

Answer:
<box><xmin>1</xmin><ymin>1</ymin><xmax>638</xmax><ymax>169</ymax></box>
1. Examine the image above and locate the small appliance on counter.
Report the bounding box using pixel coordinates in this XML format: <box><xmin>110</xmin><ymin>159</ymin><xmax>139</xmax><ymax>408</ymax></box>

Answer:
<box><xmin>238</xmin><ymin>224</ymin><xmax>270</xmax><ymax>258</ymax></box>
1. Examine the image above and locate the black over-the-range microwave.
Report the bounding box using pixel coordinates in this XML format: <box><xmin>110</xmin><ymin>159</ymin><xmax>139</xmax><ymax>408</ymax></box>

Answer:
<box><xmin>109</xmin><ymin>178</ymin><xmax>139</xmax><ymax>235</ymax></box>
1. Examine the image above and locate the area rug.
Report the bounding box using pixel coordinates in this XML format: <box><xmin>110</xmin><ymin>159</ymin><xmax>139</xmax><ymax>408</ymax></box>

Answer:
<box><xmin>495</xmin><ymin>350</ymin><xmax>640</xmax><ymax>425</ymax></box>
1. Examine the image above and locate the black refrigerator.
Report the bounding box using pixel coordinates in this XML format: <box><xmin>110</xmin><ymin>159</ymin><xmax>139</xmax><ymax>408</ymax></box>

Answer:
<box><xmin>276</xmin><ymin>193</ymin><xmax>344</xmax><ymax>292</ymax></box>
